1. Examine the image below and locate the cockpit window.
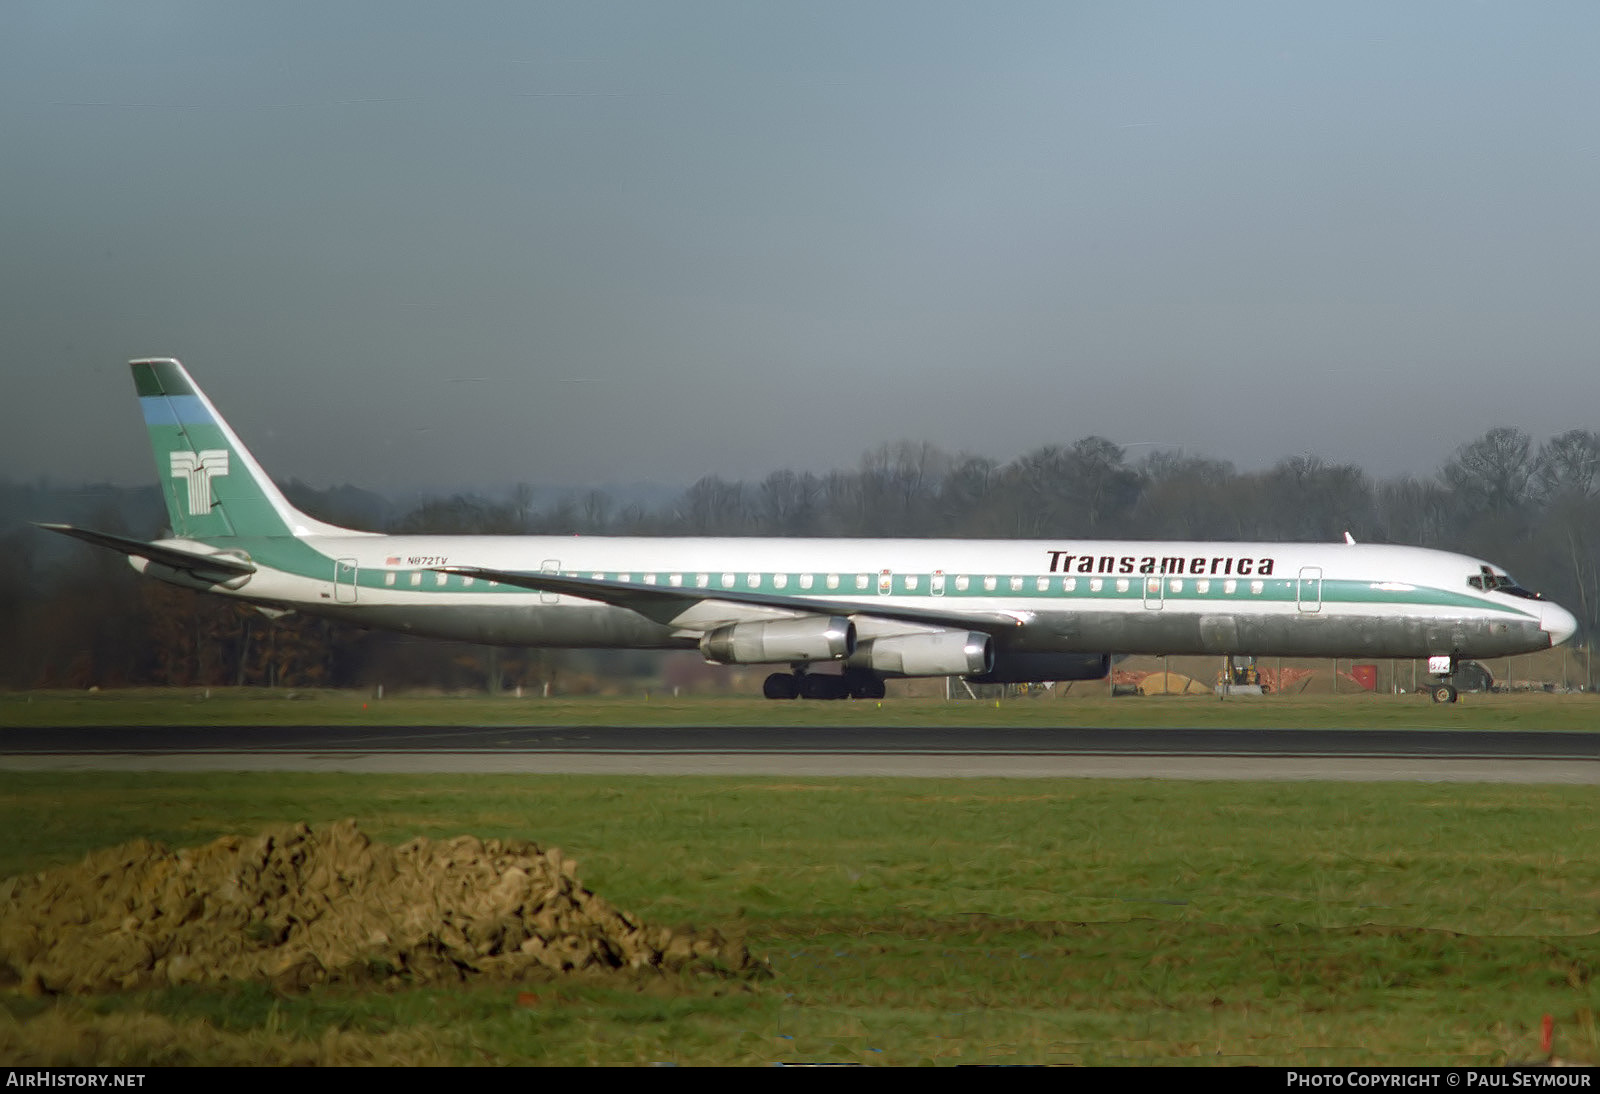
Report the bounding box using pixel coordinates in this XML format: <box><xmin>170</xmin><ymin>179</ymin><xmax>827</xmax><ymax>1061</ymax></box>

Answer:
<box><xmin>1495</xmin><ymin>578</ymin><xmax>1543</xmax><ymax>600</ymax></box>
<box><xmin>1470</xmin><ymin>565</ymin><xmax>1542</xmax><ymax>599</ymax></box>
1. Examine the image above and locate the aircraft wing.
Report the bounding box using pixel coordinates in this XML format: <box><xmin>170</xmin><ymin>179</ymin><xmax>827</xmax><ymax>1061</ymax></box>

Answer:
<box><xmin>434</xmin><ymin>565</ymin><xmax>1029</xmax><ymax>637</ymax></box>
<box><xmin>35</xmin><ymin>523</ymin><xmax>257</xmax><ymax>578</ymax></box>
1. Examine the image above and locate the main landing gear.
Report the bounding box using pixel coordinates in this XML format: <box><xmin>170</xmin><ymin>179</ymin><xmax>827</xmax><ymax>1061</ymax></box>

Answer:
<box><xmin>762</xmin><ymin>667</ymin><xmax>887</xmax><ymax>701</ymax></box>
<box><xmin>1427</xmin><ymin>655</ymin><xmax>1459</xmax><ymax>704</ymax></box>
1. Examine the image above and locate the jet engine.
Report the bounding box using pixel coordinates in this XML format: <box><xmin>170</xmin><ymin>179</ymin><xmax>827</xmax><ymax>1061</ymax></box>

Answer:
<box><xmin>846</xmin><ymin>631</ymin><xmax>993</xmax><ymax>677</ymax></box>
<box><xmin>700</xmin><ymin>616</ymin><xmax>856</xmax><ymax>664</ymax></box>
<box><xmin>132</xmin><ymin>558</ymin><xmax>254</xmax><ymax>592</ymax></box>
<box><xmin>969</xmin><ymin>651</ymin><xmax>1111</xmax><ymax>684</ymax></box>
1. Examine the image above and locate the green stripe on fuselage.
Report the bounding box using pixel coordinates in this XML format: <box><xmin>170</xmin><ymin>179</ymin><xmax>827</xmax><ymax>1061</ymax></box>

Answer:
<box><xmin>237</xmin><ymin>549</ymin><xmax>1534</xmax><ymax>622</ymax></box>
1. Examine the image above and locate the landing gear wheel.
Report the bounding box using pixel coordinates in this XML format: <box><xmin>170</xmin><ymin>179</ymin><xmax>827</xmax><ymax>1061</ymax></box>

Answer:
<box><xmin>851</xmin><ymin>678</ymin><xmax>886</xmax><ymax>700</ymax></box>
<box><xmin>799</xmin><ymin>674</ymin><xmax>848</xmax><ymax>700</ymax></box>
<box><xmin>842</xmin><ymin>670</ymin><xmax>886</xmax><ymax>700</ymax></box>
<box><xmin>1431</xmin><ymin>683</ymin><xmax>1458</xmax><ymax>704</ymax></box>
<box><xmin>763</xmin><ymin>672</ymin><xmax>800</xmax><ymax>700</ymax></box>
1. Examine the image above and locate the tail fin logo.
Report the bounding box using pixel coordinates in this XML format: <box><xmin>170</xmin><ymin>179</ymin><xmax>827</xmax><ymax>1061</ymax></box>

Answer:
<box><xmin>170</xmin><ymin>450</ymin><xmax>230</xmax><ymax>515</ymax></box>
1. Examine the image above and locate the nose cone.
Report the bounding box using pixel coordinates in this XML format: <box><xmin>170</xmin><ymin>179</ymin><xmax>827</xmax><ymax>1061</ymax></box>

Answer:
<box><xmin>1541</xmin><ymin>602</ymin><xmax>1579</xmax><ymax>647</ymax></box>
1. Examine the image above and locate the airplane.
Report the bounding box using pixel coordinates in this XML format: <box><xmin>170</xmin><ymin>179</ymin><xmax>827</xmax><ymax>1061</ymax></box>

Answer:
<box><xmin>37</xmin><ymin>358</ymin><xmax>1579</xmax><ymax>704</ymax></box>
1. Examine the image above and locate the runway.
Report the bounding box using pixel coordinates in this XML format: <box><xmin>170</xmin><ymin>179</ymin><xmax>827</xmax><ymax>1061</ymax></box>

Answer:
<box><xmin>2</xmin><ymin>726</ymin><xmax>1597</xmax><ymax>782</ymax></box>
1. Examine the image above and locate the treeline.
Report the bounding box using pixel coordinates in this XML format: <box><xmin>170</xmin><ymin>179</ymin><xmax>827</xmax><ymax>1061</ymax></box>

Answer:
<box><xmin>2</xmin><ymin>426</ymin><xmax>1596</xmax><ymax>690</ymax></box>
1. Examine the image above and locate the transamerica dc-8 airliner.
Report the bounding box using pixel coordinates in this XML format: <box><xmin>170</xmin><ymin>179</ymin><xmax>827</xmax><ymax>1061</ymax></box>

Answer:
<box><xmin>39</xmin><ymin>359</ymin><xmax>1578</xmax><ymax>703</ymax></box>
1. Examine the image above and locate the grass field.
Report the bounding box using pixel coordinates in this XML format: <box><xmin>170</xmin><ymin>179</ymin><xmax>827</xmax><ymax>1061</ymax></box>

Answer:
<box><xmin>4</xmin><ymin>687</ymin><xmax>1600</xmax><ymax>730</ymax></box>
<box><xmin>2</xmin><ymin>769</ymin><xmax>1599</xmax><ymax>1065</ymax></box>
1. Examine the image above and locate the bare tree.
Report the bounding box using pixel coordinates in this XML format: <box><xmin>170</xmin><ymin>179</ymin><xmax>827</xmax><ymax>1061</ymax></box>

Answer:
<box><xmin>937</xmin><ymin>455</ymin><xmax>1002</xmax><ymax>536</ymax></box>
<box><xmin>675</xmin><ymin>475</ymin><xmax>748</xmax><ymax>535</ymax></box>
<box><xmin>1375</xmin><ymin>476</ymin><xmax>1455</xmax><ymax>547</ymax></box>
<box><xmin>1535</xmin><ymin>430</ymin><xmax>1600</xmax><ymax>503</ymax></box>
<box><xmin>1442</xmin><ymin>427</ymin><xmax>1543</xmax><ymax>517</ymax></box>
<box><xmin>1132</xmin><ymin>451</ymin><xmax>1240</xmax><ymax>539</ymax></box>
<box><xmin>1259</xmin><ymin>454</ymin><xmax>1374</xmax><ymax>541</ymax></box>
<box><xmin>757</xmin><ymin>469</ymin><xmax>821</xmax><ymax>536</ymax></box>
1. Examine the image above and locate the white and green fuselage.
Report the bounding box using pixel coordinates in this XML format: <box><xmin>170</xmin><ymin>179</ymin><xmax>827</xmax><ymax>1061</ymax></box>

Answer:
<box><xmin>42</xmin><ymin>359</ymin><xmax>1578</xmax><ymax>693</ymax></box>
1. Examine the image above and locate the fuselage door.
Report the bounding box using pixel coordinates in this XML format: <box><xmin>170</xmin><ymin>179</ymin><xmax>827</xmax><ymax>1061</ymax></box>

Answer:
<box><xmin>1143</xmin><ymin>573</ymin><xmax>1165</xmax><ymax>611</ymax></box>
<box><xmin>1297</xmin><ymin>566</ymin><xmax>1323</xmax><ymax>614</ymax></box>
<box><xmin>335</xmin><ymin>558</ymin><xmax>359</xmax><ymax>604</ymax></box>
<box><xmin>878</xmin><ymin>569</ymin><xmax>892</xmax><ymax>596</ymax></box>
<box><xmin>540</xmin><ymin>559</ymin><xmax>561</xmax><ymax>605</ymax></box>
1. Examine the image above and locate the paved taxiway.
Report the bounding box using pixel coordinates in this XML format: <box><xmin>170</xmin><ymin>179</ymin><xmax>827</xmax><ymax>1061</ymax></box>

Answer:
<box><xmin>2</xmin><ymin>726</ymin><xmax>1597</xmax><ymax>782</ymax></box>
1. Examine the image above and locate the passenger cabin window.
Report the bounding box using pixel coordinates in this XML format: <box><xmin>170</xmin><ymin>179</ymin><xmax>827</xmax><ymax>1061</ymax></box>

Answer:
<box><xmin>435</xmin><ymin>572</ymin><xmax>448</xmax><ymax>587</ymax></box>
<box><xmin>856</xmin><ymin>574</ymin><xmax>870</xmax><ymax>590</ymax></box>
<box><xmin>826</xmin><ymin>574</ymin><xmax>840</xmax><ymax>590</ymax></box>
<box><xmin>800</xmin><ymin>574</ymin><xmax>814</xmax><ymax>589</ymax></box>
<box><xmin>774</xmin><ymin>574</ymin><xmax>788</xmax><ymax>589</ymax></box>
<box><xmin>984</xmin><ymin>576</ymin><xmax>997</xmax><ymax>592</ymax></box>
<box><xmin>409</xmin><ymin>573</ymin><xmax>422</xmax><ymax>587</ymax></box>
<box><xmin>955</xmin><ymin>575</ymin><xmax>970</xmax><ymax>592</ymax></box>
<box><xmin>1009</xmin><ymin>577</ymin><xmax>1023</xmax><ymax>592</ymax></box>
<box><xmin>722</xmin><ymin>573</ymin><xmax>735</xmax><ymax>587</ymax></box>
<box><xmin>1036</xmin><ymin>577</ymin><xmax>1049</xmax><ymax>593</ymax></box>
<box><xmin>384</xmin><ymin>572</ymin><xmax>396</xmax><ymax>586</ymax></box>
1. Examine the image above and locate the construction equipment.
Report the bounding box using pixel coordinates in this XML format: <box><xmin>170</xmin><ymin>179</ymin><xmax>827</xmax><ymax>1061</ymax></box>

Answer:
<box><xmin>1216</xmin><ymin>655</ymin><xmax>1268</xmax><ymax>695</ymax></box>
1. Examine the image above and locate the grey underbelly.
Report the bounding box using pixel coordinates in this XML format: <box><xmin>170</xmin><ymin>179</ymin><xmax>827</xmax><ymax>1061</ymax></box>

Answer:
<box><xmin>1013</xmin><ymin>609</ymin><xmax>1544</xmax><ymax>659</ymax></box>
<box><xmin>304</xmin><ymin>602</ymin><xmax>687</xmax><ymax>649</ymax></box>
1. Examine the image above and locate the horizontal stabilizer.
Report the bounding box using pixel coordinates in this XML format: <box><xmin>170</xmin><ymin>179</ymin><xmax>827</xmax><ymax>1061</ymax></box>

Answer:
<box><xmin>34</xmin><ymin>523</ymin><xmax>256</xmax><ymax>577</ymax></box>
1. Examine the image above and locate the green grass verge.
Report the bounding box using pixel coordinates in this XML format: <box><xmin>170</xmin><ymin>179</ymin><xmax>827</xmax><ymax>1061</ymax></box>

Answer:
<box><xmin>2</xmin><ymin>773</ymin><xmax>1598</xmax><ymax>1065</ymax></box>
<box><xmin>4</xmin><ymin>689</ymin><xmax>1600</xmax><ymax>730</ymax></box>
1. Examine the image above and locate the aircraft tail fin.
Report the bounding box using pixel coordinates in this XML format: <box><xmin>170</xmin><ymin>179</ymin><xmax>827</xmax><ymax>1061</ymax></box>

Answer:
<box><xmin>131</xmin><ymin>358</ymin><xmax>357</xmax><ymax>539</ymax></box>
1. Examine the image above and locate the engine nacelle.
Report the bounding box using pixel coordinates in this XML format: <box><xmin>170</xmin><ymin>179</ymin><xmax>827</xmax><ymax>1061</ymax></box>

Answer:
<box><xmin>700</xmin><ymin>616</ymin><xmax>855</xmax><ymax>664</ymax></box>
<box><xmin>846</xmin><ymin>631</ymin><xmax>993</xmax><ymax>677</ymax></box>
<box><xmin>130</xmin><ymin>557</ymin><xmax>254</xmax><ymax>592</ymax></box>
<box><xmin>969</xmin><ymin>651</ymin><xmax>1112</xmax><ymax>684</ymax></box>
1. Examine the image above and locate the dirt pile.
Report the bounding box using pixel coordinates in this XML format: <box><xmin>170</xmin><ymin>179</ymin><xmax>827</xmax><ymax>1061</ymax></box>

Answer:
<box><xmin>0</xmin><ymin>820</ymin><xmax>764</xmax><ymax>994</ymax></box>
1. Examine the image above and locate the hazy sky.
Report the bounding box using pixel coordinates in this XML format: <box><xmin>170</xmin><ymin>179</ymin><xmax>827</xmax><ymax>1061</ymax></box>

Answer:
<box><xmin>4</xmin><ymin>2</ymin><xmax>1599</xmax><ymax>494</ymax></box>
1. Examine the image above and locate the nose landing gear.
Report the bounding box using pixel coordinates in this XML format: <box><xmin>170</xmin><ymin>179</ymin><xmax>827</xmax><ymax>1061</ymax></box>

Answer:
<box><xmin>1427</xmin><ymin>655</ymin><xmax>1459</xmax><ymax>704</ymax></box>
